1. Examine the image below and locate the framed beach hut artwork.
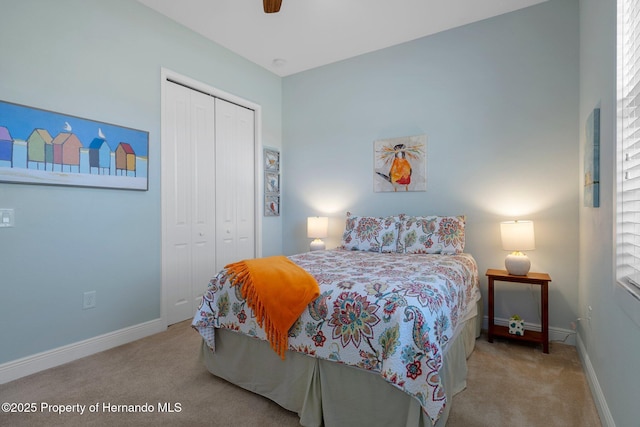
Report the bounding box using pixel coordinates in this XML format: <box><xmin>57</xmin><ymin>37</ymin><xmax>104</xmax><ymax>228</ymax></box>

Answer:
<box><xmin>374</xmin><ymin>134</ymin><xmax>427</xmax><ymax>192</ymax></box>
<box><xmin>0</xmin><ymin>100</ymin><xmax>148</xmax><ymax>190</ymax></box>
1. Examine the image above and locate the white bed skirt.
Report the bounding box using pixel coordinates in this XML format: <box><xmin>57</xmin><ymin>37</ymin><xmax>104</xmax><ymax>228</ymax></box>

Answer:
<box><xmin>200</xmin><ymin>299</ymin><xmax>482</xmax><ymax>427</ymax></box>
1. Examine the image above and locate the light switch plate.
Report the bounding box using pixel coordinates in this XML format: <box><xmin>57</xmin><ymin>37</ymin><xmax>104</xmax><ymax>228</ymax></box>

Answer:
<box><xmin>0</xmin><ymin>209</ymin><xmax>15</xmax><ymax>227</ymax></box>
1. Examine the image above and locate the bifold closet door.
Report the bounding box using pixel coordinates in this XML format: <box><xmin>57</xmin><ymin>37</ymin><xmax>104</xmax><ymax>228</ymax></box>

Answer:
<box><xmin>214</xmin><ymin>98</ymin><xmax>256</xmax><ymax>272</ymax></box>
<box><xmin>164</xmin><ymin>82</ymin><xmax>216</xmax><ymax>325</ymax></box>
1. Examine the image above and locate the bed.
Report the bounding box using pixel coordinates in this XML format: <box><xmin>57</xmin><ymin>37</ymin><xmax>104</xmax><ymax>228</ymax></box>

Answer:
<box><xmin>192</xmin><ymin>214</ymin><xmax>481</xmax><ymax>427</ymax></box>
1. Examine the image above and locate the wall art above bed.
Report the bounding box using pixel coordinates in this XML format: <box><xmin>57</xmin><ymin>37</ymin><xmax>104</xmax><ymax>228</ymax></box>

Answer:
<box><xmin>0</xmin><ymin>100</ymin><xmax>148</xmax><ymax>190</ymax></box>
<box><xmin>374</xmin><ymin>134</ymin><xmax>426</xmax><ymax>192</ymax></box>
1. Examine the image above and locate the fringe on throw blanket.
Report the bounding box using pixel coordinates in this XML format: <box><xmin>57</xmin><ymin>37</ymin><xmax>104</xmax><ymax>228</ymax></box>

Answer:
<box><xmin>225</xmin><ymin>255</ymin><xmax>320</xmax><ymax>359</ymax></box>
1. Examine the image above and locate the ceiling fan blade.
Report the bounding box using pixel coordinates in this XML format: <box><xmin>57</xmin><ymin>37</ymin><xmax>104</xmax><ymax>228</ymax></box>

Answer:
<box><xmin>263</xmin><ymin>0</ymin><xmax>282</xmax><ymax>13</ymax></box>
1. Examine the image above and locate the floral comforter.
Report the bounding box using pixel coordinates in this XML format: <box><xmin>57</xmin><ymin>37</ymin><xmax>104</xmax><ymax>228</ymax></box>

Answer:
<box><xmin>192</xmin><ymin>249</ymin><xmax>479</xmax><ymax>424</ymax></box>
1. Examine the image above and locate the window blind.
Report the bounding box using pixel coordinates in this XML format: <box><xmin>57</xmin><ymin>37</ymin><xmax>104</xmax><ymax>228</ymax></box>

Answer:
<box><xmin>619</xmin><ymin>0</ymin><xmax>640</xmax><ymax>294</ymax></box>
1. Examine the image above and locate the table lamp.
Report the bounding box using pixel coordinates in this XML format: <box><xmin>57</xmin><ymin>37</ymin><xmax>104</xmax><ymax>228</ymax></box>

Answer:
<box><xmin>500</xmin><ymin>220</ymin><xmax>535</xmax><ymax>276</ymax></box>
<box><xmin>307</xmin><ymin>216</ymin><xmax>328</xmax><ymax>251</ymax></box>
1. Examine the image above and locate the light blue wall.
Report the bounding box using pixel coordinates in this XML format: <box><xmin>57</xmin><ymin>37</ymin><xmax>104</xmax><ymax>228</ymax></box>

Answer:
<box><xmin>283</xmin><ymin>0</ymin><xmax>580</xmax><ymax>336</ymax></box>
<box><xmin>0</xmin><ymin>0</ymin><xmax>282</xmax><ymax>364</ymax></box>
<box><xmin>579</xmin><ymin>0</ymin><xmax>640</xmax><ymax>425</ymax></box>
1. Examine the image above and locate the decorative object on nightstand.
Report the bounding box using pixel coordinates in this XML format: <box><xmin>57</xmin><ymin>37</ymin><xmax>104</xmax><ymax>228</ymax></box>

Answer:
<box><xmin>486</xmin><ymin>269</ymin><xmax>551</xmax><ymax>353</ymax></box>
<box><xmin>508</xmin><ymin>315</ymin><xmax>525</xmax><ymax>336</ymax></box>
<box><xmin>500</xmin><ymin>220</ymin><xmax>535</xmax><ymax>276</ymax></box>
<box><xmin>307</xmin><ymin>216</ymin><xmax>328</xmax><ymax>251</ymax></box>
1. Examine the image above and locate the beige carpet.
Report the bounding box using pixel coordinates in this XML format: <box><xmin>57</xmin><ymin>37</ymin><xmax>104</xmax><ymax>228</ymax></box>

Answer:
<box><xmin>0</xmin><ymin>320</ymin><xmax>601</xmax><ymax>427</ymax></box>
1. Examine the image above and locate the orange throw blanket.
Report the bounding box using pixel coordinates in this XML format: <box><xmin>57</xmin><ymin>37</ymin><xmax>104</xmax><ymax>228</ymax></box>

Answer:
<box><xmin>225</xmin><ymin>255</ymin><xmax>320</xmax><ymax>359</ymax></box>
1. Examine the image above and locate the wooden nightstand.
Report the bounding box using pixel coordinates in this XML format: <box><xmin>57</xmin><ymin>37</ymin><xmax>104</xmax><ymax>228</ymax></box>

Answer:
<box><xmin>486</xmin><ymin>268</ymin><xmax>551</xmax><ymax>353</ymax></box>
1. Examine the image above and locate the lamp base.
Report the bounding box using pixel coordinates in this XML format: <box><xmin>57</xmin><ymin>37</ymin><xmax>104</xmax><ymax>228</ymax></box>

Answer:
<box><xmin>310</xmin><ymin>239</ymin><xmax>325</xmax><ymax>252</ymax></box>
<box><xmin>505</xmin><ymin>252</ymin><xmax>531</xmax><ymax>276</ymax></box>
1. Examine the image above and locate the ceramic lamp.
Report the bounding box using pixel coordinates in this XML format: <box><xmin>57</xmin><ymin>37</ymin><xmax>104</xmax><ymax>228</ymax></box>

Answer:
<box><xmin>500</xmin><ymin>220</ymin><xmax>535</xmax><ymax>276</ymax></box>
<box><xmin>307</xmin><ymin>216</ymin><xmax>328</xmax><ymax>251</ymax></box>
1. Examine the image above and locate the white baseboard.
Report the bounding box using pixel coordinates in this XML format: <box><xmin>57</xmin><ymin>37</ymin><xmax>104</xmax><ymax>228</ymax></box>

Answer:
<box><xmin>0</xmin><ymin>318</ymin><xmax>165</xmax><ymax>385</ymax></box>
<box><xmin>576</xmin><ymin>334</ymin><xmax>615</xmax><ymax>427</ymax></box>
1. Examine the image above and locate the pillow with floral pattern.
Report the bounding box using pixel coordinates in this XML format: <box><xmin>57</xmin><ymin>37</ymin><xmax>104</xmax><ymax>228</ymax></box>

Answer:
<box><xmin>340</xmin><ymin>212</ymin><xmax>400</xmax><ymax>253</ymax></box>
<box><xmin>397</xmin><ymin>215</ymin><xmax>466</xmax><ymax>254</ymax></box>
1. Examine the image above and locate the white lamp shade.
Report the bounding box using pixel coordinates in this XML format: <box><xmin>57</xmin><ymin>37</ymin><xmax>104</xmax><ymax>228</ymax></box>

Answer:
<box><xmin>307</xmin><ymin>217</ymin><xmax>328</xmax><ymax>239</ymax></box>
<box><xmin>500</xmin><ymin>220</ymin><xmax>535</xmax><ymax>251</ymax></box>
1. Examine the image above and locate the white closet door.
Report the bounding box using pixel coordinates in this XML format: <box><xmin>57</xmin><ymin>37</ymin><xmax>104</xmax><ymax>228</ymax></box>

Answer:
<box><xmin>164</xmin><ymin>82</ymin><xmax>216</xmax><ymax>325</ymax></box>
<box><xmin>215</xmin><ymin>98</ymin><xmax>256</xmax><ymax>271</ymax></box>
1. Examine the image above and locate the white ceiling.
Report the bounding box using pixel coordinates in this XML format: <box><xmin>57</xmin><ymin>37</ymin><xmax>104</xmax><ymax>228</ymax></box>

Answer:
<box><xmin>137</xmin><ymin>0</ymin><xmax>548</xmax><ymax>77</ymax></box>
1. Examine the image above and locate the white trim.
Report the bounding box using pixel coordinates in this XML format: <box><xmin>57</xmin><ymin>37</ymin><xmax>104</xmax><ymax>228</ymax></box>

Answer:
<box><xmin>576</xmin><ymin>334</ymin><xmax>616</xmax><ymax>427</ymax></box>
<box><xmin>0</xmin><ymin>318</ymin><xmax>164</xmax><ymax>384</ymax></box>
<box><xmin>161</xmin><ymin>68</ymin><xmax>262</xmax><ymax>113</ymax></box>
<box><xmin>482</xmin><ymin>315</ymin><xmax>577</xmax><ymax>346</ymax></box>
<box><xmin>160</xmin><ymin>68</ymin><xmax>263</xmax><ymax>328</ymax></box>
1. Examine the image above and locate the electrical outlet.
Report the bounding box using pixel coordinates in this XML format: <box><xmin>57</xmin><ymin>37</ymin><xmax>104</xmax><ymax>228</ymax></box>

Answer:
<box><xmin>83</xmin><ymin>291</ymin><xmax>96</xmax><ymax>309</ymax></box>
<box><xmin>0</xmin><ymin>209</ymin><xmax>14</xmax><ymax>227</ymax></box>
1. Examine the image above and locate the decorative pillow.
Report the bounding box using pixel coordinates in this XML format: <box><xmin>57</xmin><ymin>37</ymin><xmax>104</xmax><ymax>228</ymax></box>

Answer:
<box><xmin>397</xmin><ymin>215</ymin><xmax>465</xmax><ymax>254</ymax></box>
<box><xmin>340</xmin><ymin>212</ymin><xmax>400</xmax><ymax>253</ymax></box>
